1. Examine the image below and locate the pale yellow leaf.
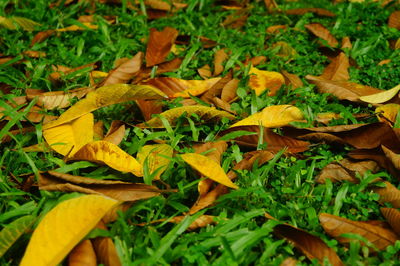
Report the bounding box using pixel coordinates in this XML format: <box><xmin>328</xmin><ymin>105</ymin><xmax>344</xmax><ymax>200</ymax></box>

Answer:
<box><xmin>43</xmin><ymin>84</ymin><xmax>167</xmax><ymax>130</ymax></box>
<box><xmin>136</xmin><ymin>144</ymin><xmax>173</xmax><ymax>180</ymax></box>
<box><xmin>20</xmin><ymin>195</ymin><xmax>118</xmax><ymax>266</ymax></box>
<box><xmin>137</xmin><ymin>105</ymin><xmax>235</xmax><ymax>128</ymax></box>
<box><xmin>71</xmin><ymin>141</ymin><xmax>143</xmax><ymax>176</ymax></box>
<box><xmin>359</xmin><ymin>84</ymin><xmax>400</xmax><ymax>104</ymax></box>
<box><xmin>376</xmin><ymin>104</ymin><xmax>400</xmax><ymax>125</ymax></box>
<box><xmin>248</xmin><ymin>66</ymin><xmax>285</xmax><ymax>96</ymax></box>
<box><xmin>181</xmin><ymin>153</ymin><xmax>239</xmax><ymax>189</ymax></box>
<box><xmin>230</xmin><ymin>105</ymin><xmax>303</xmax><ymax>128</ymax></box>
<box><xmin>56</xmin><ymin>22</ymin><xmax>98</xmax><ymax>32</ymax></box>
<box><xmin>43</xmin><ymin>113</ymin><xmax>94</xmax><ymax>156</ymax></box>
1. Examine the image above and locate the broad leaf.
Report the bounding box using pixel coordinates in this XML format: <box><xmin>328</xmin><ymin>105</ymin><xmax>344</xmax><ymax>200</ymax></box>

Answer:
<box><xmin>20</xmin><ymin>195</ymin><xmax>118</xmax><ymax>266</ymax></box>
<box><xmin>359</xmin><ymin>84</ymin><xmax>400</xmax><ymax>104</ymax></box>
<box><xmin>136</xmin><ymin>144</ymin><xmax>173</xmax><ymax>180</ymax></box>
<box><xmin>103</xmin><ymin>121</ymin><xmax>125</xmax><ymax>146</ymax></box>
<box><xmin>320</xmin><ymin>52</ymin><xmax>349</xmax><ymax>81</ymax></box>
<box><xmin>146</xmin><ymin>27</ymin><xmax>178</xmax><ymax>67</ymax></box>
<box><xmin>248</xmin><ymin>66</ymin><xmax>285</xmax><ymax>96</ymax></box>
<box><xmin>68</xmin><ymin>240</ymin><xmax>97</xmax><ymax>266</ymax></box>
<box><xmin>376</xmin><ymin>104</ymin><xmax>400</xmax><ymax>125</ymax></box>
<box><xmin>373</xmin><ymin>180</ymin><xmax>400</xmax><ymax>208</ymax></box>
<box><xmin>305</xmin><ymin>23</ymin><xmax>338</xmax><ymax>47</ymax></box>
<box><xmin>381</xmin><ymin>208</ymin><xmax>400</xmax><ymax>236</ymax></box>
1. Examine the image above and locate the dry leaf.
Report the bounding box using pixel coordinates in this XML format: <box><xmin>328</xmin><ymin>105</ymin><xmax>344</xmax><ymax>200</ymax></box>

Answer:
<box><xmin>136</xmin><ymin>144</ymin><xmax>173</xmax><ymax>180</ymax></box>
<box><xmin>198</xmin><ymin>64</ymin><xmax>212</xmax><ymax>79</ymax></box>
<box><xmin>103</xmin><ymin>121</ymin><xmax>125</xmax><ymax>146</ymax></box>
<box><xmin>341</xmin><ymin>37</ymin><xmax>352</xmax><ymax>49</ymax></box>
<box><xmin>43</xmin><ymin>113</ymin><xmax>94</xmax><ymax>156</ymax></box>
<box><xmin>139</xmin><ymin>215</ymin><xmax>217</xmax><ymax>231</ymax></box>
<box><xmin>280</xmin><ymin>258</ymin><xmax>297</xmax><ymax>266</ymax></box>
<box><xmin>56</xmin><ymin>23</ymin><xmax>98</xmax><ymax>32</ymax></box>
<box><xmin>93</xmin><ymin>121</ymin><xmax>104</xmax><ymax>140</ymax></box>
<box><xmin>381</xmin><ymin>208</ymin><xmax>400</xmax><ymax>236</ymax></box>
<box><xmin>306</xmin><ymin>75</ymin><xmax>382</xmax><ymax>103</ymax></box>
<box><xmin>31</xmin><ymin>30</ymin><xmax>55</xmax><ymax>46</ymax></box>
<box><xmin>271</xmin><ymin>41</ymin><xmax>297</xmax><ymax>60</ymax></box>
<box><xmin>320</xmin><ymin>52</ymin><xmax>349</xmax><ymax>81</ymax></box>
<box><xmin>382</xmin><ymin>145</ymin><xmax>400</xmax><ymax>170</ymax></box>
<box><xmin>388</xmin><ymin>11</ymin><xmax>400</xmax><ymax>30</ymax></box>
<box><xmin>39</xmin><ymin>171</ymin><xmax>162</xmax><ymax>202</ymax></box>
<box><xmin>319</xmin><ymin>213</ymin><xmax>399</xmax><ymax>250</ymax></box>
<box><xmin>136</xmin><ymin>99</ymin><xmax>163</xmax><ymax>121</ymax></box>
<box><xmin>134</xmin><ymin>57</ymin><xmax>182</xmax><ymax>83</ymax></box>
<box><xmin>281</xmin><ymin>70</ymin><xmax>303</xmax><ymax>89</ymax></box>
<box><xmin>248</xmin><ymin>66</ymin><xmax>285</xmax><ymax>96</ymax></box>
<box><xmin>99</xmin><ymin>52</ymin><xmax>143</xmax><ymax>87</ymax></box>
<box><xmin>264</xmin><ymin>0</ymin><xmax>278</xmax><ymax>12</ymax></box>
<box><xmin>182</xmin><ymin>153</ymin><xmax>238</xmax><ymax>189</ymax></box>
<box><xmin>359</xmin><ymin>84</ymin><xmax>400</xmax><ymax>104</ymax></box>
<box><xmin>68</xmin><ymin>240</ymin><xmax>97</xmax><ymax>266</ymax></box>
<box><xmin>373</xmin><ymin>181</ymin><xmax>400</xmax><ymax>208</ymax></box>
<box><xmin>214</xmin><ymin>49</ymin><xmax>229</xmax><ymax>76</ymax></box>
<box><xmin>305</xmin><ymin>23</ymin><xmax>338</xmax><ymax>47</ymax></box>
<box><xmin>43</xmin><ymin>84</ymin><xmax>166</xmax><ymax>130</ymax></box>
<box><xmin>49</xmin><ymin>63</ymin><xmax>98</xmax><ymax>84</ymax></box>
<box><xmin>146</xmin><ymin>27</ymin><xmax>179</xmax><ymax>67</ymax></box>
<box><xmin>221</xmin><ymin>78</ymin><xmax>239</xmax><ymax>102</ymax></box>
<box><xmin>71</xmin><ymin>141</ymin><xmax>143</xmax><ymax>176</ymax></box>
<box><xmin>376</xmin><ymin>104</ymin><xmax>400</xmax><ymax>125</ymax></box>
<box><xmin>20</xmin><ymin>195</ymin><xmax>118</xmax><ymax>266</ymax></box>
<box><xmin>201</xmin><ymin>72</ymin><xmax>233</xmax><ymax>102</ymax></box>
<box><xmin>285</xmin><ymin>8</ymin><xmax>335</xmax><ymax>17</ymax></box>
<box><xmin>91</xmin><ymin>227</ymin><xmax>121</xmax><ymax>266</ymax></box>
<box><xmin>266</xmin><ymin>25</ymin><xmax>287</xmax><ymax>34</ymax></box>
<box><xmin>230</xmin><ymin>105</ymin><xmax>303</xmax><ymax>128</ymax></box>
<box><xmin>137</xmin><ymin>105</ymin><xmax>235</xmax><ymax>128</ymax></box>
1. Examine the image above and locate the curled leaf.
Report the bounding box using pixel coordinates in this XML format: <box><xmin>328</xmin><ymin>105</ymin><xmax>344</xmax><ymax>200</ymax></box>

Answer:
<box><xmin>381</xmin><ymin>208</ymin><xmax>400</xmax><ymax>236</ymax></box>
<box><xmin>359</xmin><ymin>84</ymin><xmax>400</xmax><ymax>104</ymax></box>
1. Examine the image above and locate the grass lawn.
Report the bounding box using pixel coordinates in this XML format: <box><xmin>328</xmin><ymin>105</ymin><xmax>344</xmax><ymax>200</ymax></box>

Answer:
<box><xmin>2</xmin><ymin>0</ymin><xmax>400</xmax><ymax>265</ymax></box>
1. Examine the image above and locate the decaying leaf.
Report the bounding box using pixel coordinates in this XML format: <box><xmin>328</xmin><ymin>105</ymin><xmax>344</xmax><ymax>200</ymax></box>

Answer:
<box><xmin>214</xmin><ymin>49</ymin><xmax>229</xmax><ymax>76</ymax></box>
<box><xmin>388</xmin><ymin>11</ymin><xmax>400</xmax><ymax>30</ymax></box>
<box><xmin>285</xmin><ymin>8</ymin><xmax>335</xmax><ymax>17</ymax></box>
<box><xmin>136</xmin><ymin>99</ymin><xmax>163</xmax><ymax>121</ymax></box>
<box><xmin>139</xmin><ymin>215</ymin><xmax>217</xmax><ymax>231</ymax></box>
<box><xmin>198</xmin><ymin>64</ymin><xmax>212</xmax><ymax>79</ymax></box>
<box><xmin>146</xmin><ymin>27</ymin><xmax>179</xmax><ymax>67</ymax></box>
<box><xmin>248</xmin><ymin>66</ymin><xmax>285</xmax><ymax>96</ymax></box>
<box><xmin>221</xmin><ymin>78</ymin><xmax>239</xmax><ymax>102</ymax></box>
<box><xmin>0</xmin><ymin>16</ymin><xmax>41</xmax><ymax>31</ymax></box>
<box><xmin>359</xmin><ymin>84</ymin><xmax>400</xmax><ymax>104</ymax></box>
<box><xmin>137</xmin><ymin>105</ymin><xmax>235</xmax><ymax>128</ymax></box>
<box><xmin>182</xmin><ymin>153</ymin><xmax>239</xmax><ymax>189</ymax></box>
<box><xmin>71</xmin><ymin>141</ymin><xmax>143</xmax><ymax>176</ymax></box>
<box><xmin>136</xmin><ymin>144</ymin><xmax>173</xmax><ymax>180</ymax></box>
<box><xmin>305</xmin><ymin>23</ymin><xmax>338</xmax><ymax>47</ymax></box>
<box><xmin>39</xmin><ymin>171</ymin><xmax>162</xmax><ymax>201</ymax></box>
<box><xmin>280</xmin><ymin>258</ymin><xmax>297</xmax><ymax>266</ymax></box>
<box><xmin>43</xmin><ymin>84</ymin><xmax>166</xmax><ymax>129</ymax></box>
<box><xmin>91</xmin><ymin>221</ymin><xmax>121</xmax><ymax>266</ymax></box>
<box><xmin>230</xmin><ymin>105</ymin><xmax>303</xmax><ymax>128</ymax></box>
<box><xmin>373</xmin><ymin>181</ymin><xmax>400</xmax><ymax>208</ymax></box>
<box><xmin>103</xmin><ymin>121</ymin><xmax>125</xmax><ymax>146</ymax></box>
<box><xmin>320</xmin><ymin>52</ymin><xmax>349</xmax><ymax>81</ymax></box>
<box><xmin>0</xmin><ymin>215</ymin><xmax>36</xmax><ymax>257</ymax></box>
<box><xmin>271</xmin><ymin>41</ymin><xmax>297</xmax><ymax>60</ymax></box>
<box><xmin>376</xmin><ymin>104</ymin><xmax>400</xmax><ymax>125</ymax></box>
<box><xmin>68</xmin><ymin>240</ymin><xmax>97</xmax><ymax>266</ymax></box>
<box><xmin>281</xmin><ymin>70</ymin><xmax>303</xmax><ymax>89</ymax></box>
<box><xmin>20</xmin><ymin>195</ymin><xmax>118</xmax><ymax>266</ymax></box>
<box><xmin>319</xmin><ymin>213</ymin><xmax>399</xmax><ymax>251</ymax></box>
<box><xmin>43</xmin><ymin>113</ymin><xmax>94</xmax><ymax>156</ymax></box>
<box><xmin>381</xmin><ymin>145</ymin><xmax>400</xmax><ymax>170</ymax></box>
<box><xmin>381</xmin><ymin>208</ymin><xmax>400</xmax><ymax>236</ymax></box>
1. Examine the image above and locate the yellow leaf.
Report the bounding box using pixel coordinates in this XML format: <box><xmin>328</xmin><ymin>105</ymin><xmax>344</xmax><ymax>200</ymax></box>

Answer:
<box><xmin>230</xmin><ymin>105</ymin><xmax>303</xmax><ymax>128</ymax></box>
<box><xmin>248</xmin><ymin>66</ymin><xmax>285</xmax><ymax>96</ymax></box>
<box><xmin>137</xmin><ymin>144</ymin><xmax>173</xmax><ymax>180</ymax></box>
<box><xmin>0</xmin><ymin>16</ymin><xmax>41</xmax><ymax>31</ymax></box>
<box><xmin>91</xmin><ymin>70</ymin><xmax>109</xmax><ymax>78</ymax></box>
<box><xmin>43</xmin><ymin>84</ymin><xmax>167</xmax><ymax>130</ymax></box>
<box><xmin>56</xmin><ymin>22</ymin><xmax>98</xmax><ymax>32</ymax></box>
<box><xmin>359</xmin><ymin>84</ymin><xmax>400</xmax><ymax>104</ymax></box>
<box><xmin>376</xmin><ymin>104</ymin><xmax>400</xmax><ymax>125</ymax></box>
<box><xmin>172</xmin><ymin>78</ymin><xmax>221</xmax><ymax>98</ymax></box>
<box><xmin>20</xmin><ymin>195</ymin><xmax>118</xmax><ymax>266</ymax></box>
<box><xmin>43</xmin><ymin>113</ymin><xmax>94</xmax><ymax>156</ymax></box>
<box><xmin>71</xmin><ymin>141</ymin><xmax>143</xmax><ymax>176</ymax></box>
<box><xmin>137</xmin><ymin>105</ymin><xmax>235</xmax><ymax>128</ymax></box>
<box><xmin>181</xmin><ymin>153</ymin><xmax>239</xmax><ymax>189</ymax></box>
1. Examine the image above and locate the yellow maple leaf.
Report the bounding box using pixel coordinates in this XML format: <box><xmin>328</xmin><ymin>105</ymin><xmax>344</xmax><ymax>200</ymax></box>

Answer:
<box><xmin>181</xmin><ymin>153</ymin><xmax>239</xmax><ymax>189</ymax></box>
<box><xmin>20</xmin><ymin>195</ymin><xmax>118</xmax><ymax>266</ymax></box>
<box><xmin>248</xmin><ymin>66</ymin><xmax>285</xmax><ymax>96</ymax></box>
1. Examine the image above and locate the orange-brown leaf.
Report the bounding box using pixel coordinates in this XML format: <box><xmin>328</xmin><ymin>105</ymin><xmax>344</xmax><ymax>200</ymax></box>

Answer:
<box><xmin>146</xmin><ymin>27</ymin><xmax>179</xmax><ymax>67</ymax></box>
<box><xmin>103</xmin><ymin>121</ymin><xmax>125</xmax><ymax>146</ymax></box>
<box><xmin>320</xmin><ymin>52</ymin><xmax>349</xmax><ymax>81</ymax></box>
<box><xmin>388</xmin><ymin>11</ymin><xmax>400</xmax><ymax>30</ymax></box>
<box><xmin>373</xmin><ymin>181</ymin><xmax>400</xmax><ymax>208</ymax></box>
<box><xmin>213</xmin><ymin>49</ymin><xmax>229</xmax><ymax>76</ymax></box>
<box><xmin>285</xmin><ymin>8</ymin><xmax>335</xmax><ymax>17</ymax></box>
<box><xmin>91</xmin><ymin>222</ymin><xmax>121</xmax><ymax>266</ymax></box>
<box><xmin>139</xmin><ymin>215</ymin><xmax>217</xmax><ymax>231</ymax></box>
<box><xmin>248</xmin><ymin>66</ymin><xmax>285</xmax><ymax>96</ymax></box>
<box><xmin>68</xmin><ymin>240</ymin><xmax>97</xmax><ymax>266</ymax></box>
<box><xmin>381</xmin><ymin>208</ymin><xmax>400</xmax><ymax>236</ymax></box>
<box><xmin>305</xmin><ymin>23</ymin><xmax>338</xmax><ymax>47</ymax></box>
<box><xmin>281</xmin><ymin>70</ymin><xmax>303</xmax><ymax>89</ymax></box>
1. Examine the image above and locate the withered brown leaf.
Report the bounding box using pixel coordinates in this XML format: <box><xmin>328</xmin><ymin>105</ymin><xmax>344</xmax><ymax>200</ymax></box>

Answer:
<box><xmin>146</xmin><ymin>27</ymin><xmax>179</xmax><ymax>67</ymax></box>
<box><xmin>305</xmin><ymin>23</ymin><xmax>338</xmax><ymax>47</ymax></box>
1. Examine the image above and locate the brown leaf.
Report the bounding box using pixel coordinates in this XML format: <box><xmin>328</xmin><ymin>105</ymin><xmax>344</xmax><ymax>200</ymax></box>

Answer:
<box><xmin>272</xmin><ymin>223</ymin><xmax>343</xmax><ymax>265</ymax></box>
<box><xmin>133</xmin><ymin>57</ymin><xmax>182</xmax><ymax>83</ymax></box>
<box><xmin>264</xmin><ymin>0</ymin><xmax>278</xmax><ymax>12</ymax></box>
<box><xmin>341</xmin><ymin>37</ymin><xmax>352</xmax><ymax>49</ymax></box>
<box><xmin>222</xmin><ymin>11</ymin><xmax>248</xmax><ymax>29</ymax></box>
<box><xmin>39</xmin><ymin>171</ymin><xmax>163</xmax><ymax>202</ymax></box>
<box><xmin>381</xmin><ymin>208</ymin><xmax>400</xmax><ymax>236</ymax></box>
<box><xmin>136</xmin><ymin>99</ymin><xmax>163</xmax><ymax>121</ymax></box>
<box><xmin>319</xmin><ymin>213</ymin><xmax>399</xmax><ymax>251</ymax></box>
<box><xmin>213</xmin><ymin>49</ymin><xmax>229</xmax><ymax>76</ymax></box>
<box><xmin>373</xmin><ymin>181</ymin><xmax>400</xmax><ymax>208</ymax></box>
<box><xmin>305</xmin><ymin>23</ymin><xmax>338</xmax><ymax>47</ymax></box>
<box><xmin>146</xmin><ymin>27</ymin><xmax>179</xmax><ymax>67</ymax></box>
<box><xmin>221</xmin><ymin>78</ymin><xmax>239</xmax><ymax>102</ymax></box>
<box><xmin>280</xmin><ymin>258</ymin><xmax>297</xmax><ymax>266</ymax></box>
<box><xmin>201</xmin><ymin>72</ymin><xmax>233</xmax><ymax>103</ymax></box>
<box><xmin>99</xmin><ymin>52</ymin><xmax>143</xmax><ymax>87</ymax></box>
<box><xmin>220</xmin><ymin>125</ymin><xmax>309</xmax><ymax>153</ymax></box>
<box><xmin>93</xmin><ymin>121</ymin><xmax>104</xmax><ymax>140</ymax></box>
<box><xmin>266</xmin><ymin>25</ymin><xmax>287</xmax><ymax>34</ymax></box>
<box><xmin>31</xmin><ymin>30</ymin><xmax>56</xmax><ymax>46</ymax></box>
<box><xmin>388</xmin><ymin>11</ymin><xmax>400</xmax><ymax>30</ymax></box>
<box><xmin>68</xmin><ymin>240</ymin><xmax>97</xmax><ymax>266</ymax></box>
<box><xmin>91</xmin><ymin>221</ymin><xmax>121</xmax><ymax>266</ymax></box>
<box><xmin>306</xmin><ymin>75</ymin><xmax>382</xmax><ymax>103</ymax></box>
<box><xmin>23</xmin><ymin>50</ymin><xmax>46</xmax><ymax>58</ymax></box>
<box><xmin>316</xmin><ymin>159</ymin><xmax>379</xmax><ymax>184</ymax></box>
<box><xmin>320</xmin><ymin>52</ymin><xmax>349</xmax><ymax>81</ymax></box>
<box><xmin>198</xmin><ymin>64</ymin><xmax>212</xmax><ymax>79</ymax></box>
<box><xmin>103</xmin><ymin>121</ymin><xmax>125</xmax><ymax>145</ymax></box>
<box><xmin>211</xmin><ymin>97</ymin><xmax>236</xmax><ymax>114</ymax></box>
<box><xmin>138</xmin><ymin>215</ymin><xmax>217</xmax><ymax>231</ymax></box>
<box><xmin>49</xmin><ymin>62</ymin><xmax>98</xmax><ymax>84</ymax></box>
<box><xmin>382</xmin><ymin>145</ymin><xmax>400</xmax><ymax>170</ymax></box>
<box><xmin>285</xmin><ymin>8</ymin><xmax>335</xmax><ymax>17</ymax></box>
<box><xmin>281</xmin><ymin>70</ymin><xmax>303</xmax><ymax>89</ymax></box>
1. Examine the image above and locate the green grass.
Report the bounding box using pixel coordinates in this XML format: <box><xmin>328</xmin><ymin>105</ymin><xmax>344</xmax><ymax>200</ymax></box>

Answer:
<box><xmin>1</xmin><ymin>0</ymin><xmax>400</xmax><ymax>265</ymax></box>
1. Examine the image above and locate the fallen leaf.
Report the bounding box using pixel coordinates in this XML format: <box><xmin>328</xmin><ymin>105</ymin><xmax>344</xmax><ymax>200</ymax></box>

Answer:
<box><xmin>306</xmin><ymin>75</ymin><xmax>382</xmax><ymax>103</ymax></box>
<box><xmin>305</xmin><ymin>23</ymin><xmax>338</xmax><ymax>47</ymax></box>
<box><xmin>320</xmin><ymin>52</ymin><xmax>349</xmax><ymax>81</ymax></box>
<box><xmin>146</xmin><ymin>27</ymin><xmax>179</xmax><ymax>67</ymax></box>
<box><xmin>43</xmin><ymin>113</ymin><xmax>94</xmax><ymax>156</ymax></box>
<box><xmin>0</xmin><ymin>16</ymin><xmax>41</xmax><ymax>31</ymax></box>
<box><xmin>198</xmin><ymin>64</ymin><xmax>212</xmax><ymax>79</ymax></box>
<box><xmin>264</xmin><ymin>0</ymin><xmax>278</xmax><ymax>12</ymax></box>
<box><xmin>381</xmin><ymin>208</ymin><xmax>400</xmax><ymax>236</ymax></box>
<box><xmin>201</xmin><ymin>72</ymin><xmax>233</xmax><ymax>102</ymax></box>
<box><xmin>103</xmin><ymin>121</ymin><xmax>125</xmax><ymax>146</ymax></box>
<box><xmin>39</xmin><ymin>171</ymin><xmax>162</xmax><ymax>201</ymax></box>
<box><xmin>134</xmin><ymin>57</ymin><xmax>182</xmax><ymax>83</ymax></box>
<box><xmin>285</xmin><ymin>8</ymin><xmax>335</xmax><ymax>17</ymax></box>
<box><xmin>214</xmin><ymin>48</ymin><xmax>229</xmax><ymax>76</ymax></box>
<box><xmin>271</xmin><ymin>41</ymin><xmax>297</xmax><ymax>60</ymax></box>
<box><xmin>99</xmin><ymin>52</ymin><xmax>143</xmax><ymax>87</ymax></box>
<box><xmin>375</xmin><ymin>104</ymin><xmax>400</xmax><ymax>125</ymax></box>
<box><xmin>43</xmin><ymin>84</ymin><xmax>166</xmax><ymax>129</ymax></box>
<box><xmin>138</xmin><ymin>215</ymin><xmax>217</xmax><ymax>231</ymax></box>
<box><xmin>319</xmin><ymin>213</ymin><xmax>399</xmax><ymax>251</ymax></box>
<box><xmin>373</xmin><ymin>181</ymin><xmax>400</xmax><ymax>208</ymax></box>
<box><xmin>71</xmin><ymin>141</ymin><xmax>143</xmax><ymax>176</ymax></box>
<box><xmin>56</xmin><ymin>22</ymin><xmax>98</xmax><ymax>32</ymax></box>
<box><xmin>136</xmin><ymin>99</ymin><xmax>163</xmax><ymax>121</ymax></box>
<box><xmin>181</xmin><ymin>153</ymin><xmax>239</xmax><ymax>189</ymax></box>
<box><xmin>221</xmin><ymin>78</ymin><xmax>239</xmax><ymax>102</ymax></box>
<box><xmin>266</xmin><ymin>25</ymin><xmax>287</xmax><ymax>34</ymax></box>
<box><xmin>359</xmin><ymin>84</ymin><xmax>400</xmax><ymax>104</ymax></box>
<box><xmin>0</xmin><ymin>215</ymin><xmax>36</xmax><ymax>257</ymax></box>
<box><xmin>20</xmin><ymin>195</ymin><xmax>118</xmax><ymax>266</ymax></box>
<box><xmin>31</xmin><ymin>30</ymin><xmax>55</xmax><ymax>46</ymax></box>
<box><xmin>136</xmin><ymin>144</ymin><xmax>173</xmax><ymax>180</ymax></box>
<box><xmin>388</xmin><ymin>11</ymin><xmax>400</xmax><ymax>30</ymax></box>
<box><xmin>93</xmin><ymin>121</ymin><xmax>104</xmax><ymax>140</ymax></box>
<box><xmin>91</xmin><ymin>221</ymin><xmax>121</xmax><ymax>266</ymax></box>
<box><xmin>280</xmin><ymin>258</ymin><xmax>297</xmax><ymax>266</ymax></box>
<box><xmin>248</xmin><ymin>66</ymin><xmax>285</xmax><ymax>96</ymax></box>
<box><xmin>230</xmin><ymin>105</ymin><xmax>304</xmax><ymax>128</ymax></box>
<box><xmin>382</xmin><ymin>145</ymin><xmax>400</xmax><ymax>170</ymax></box>
<box><xmin>137</xmin><ymin>105</ymin><xmax>235</xmax><ymax>128</ymax></box>
<box><xmin>244</xmin><ymin>55</ymin><xmax>267</xmax><ymax>67</ymax></box>
<box><xmin>281</xmin><ymin>70</ymin><xmax>303</xmax><ymax>89</ymax></box>
<box><xmin>341</xmin><ymin>37</ymin><xmax>352</xmax><ymax>49</ymax></box>
<box><xmin>68</xmin><ymin>240</ymin><xmax>97</xmax><ymax>266</ymax></box>
<box><xmin>49</xmin><ymin>63</ymin><xmax>98</xmax><ymax>84</ymax></box>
